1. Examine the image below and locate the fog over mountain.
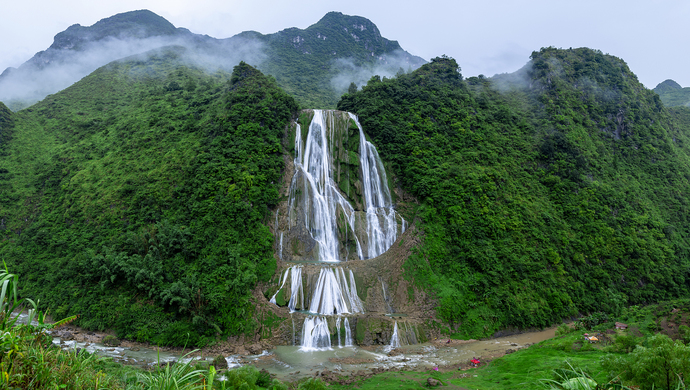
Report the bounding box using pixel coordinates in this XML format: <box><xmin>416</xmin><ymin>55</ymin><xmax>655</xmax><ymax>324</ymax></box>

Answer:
<box><xmin>0</xmin><ymin>10</ymin><xmax>424</xmax><ymax>110</ymax></box>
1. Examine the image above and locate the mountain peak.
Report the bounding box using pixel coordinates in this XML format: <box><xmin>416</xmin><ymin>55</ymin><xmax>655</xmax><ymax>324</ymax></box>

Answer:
<box><xmin>654</xmin><ymin>79</ymin><xmax>682</xmax><ymax>94</ymax></box>
<box><xmin>49</xmin><ymin>10</ymin><xmax>178</xmax><ymax>51</ymax></box>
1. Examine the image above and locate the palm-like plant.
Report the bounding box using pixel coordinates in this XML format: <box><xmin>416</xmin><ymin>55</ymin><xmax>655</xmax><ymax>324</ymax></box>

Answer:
<box><xmin>136</xmin><ymin>349</ymin><xmax>207</xmax><ymax>390</ymax></box>
<box><xmin>541</xmin><ymin>363</ymin><xmax>631</xmax><ymax>390</ymax></box>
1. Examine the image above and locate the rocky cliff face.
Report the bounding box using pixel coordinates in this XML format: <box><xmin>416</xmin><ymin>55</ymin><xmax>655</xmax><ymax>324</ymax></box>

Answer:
<box><xmin>258</xmin><ymin>110</ymin><xmax>437</xmax><ymax>347</ymax></box>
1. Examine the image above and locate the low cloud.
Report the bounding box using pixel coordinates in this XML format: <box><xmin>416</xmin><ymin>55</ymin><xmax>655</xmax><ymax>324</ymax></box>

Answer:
<box><xmin>0</xmin><ymin>33</ymin><xmax>266</xmax><ymax>110</ymax></box>
<box><xmin>330</xmin><ymin>50</ymin><xmax>424</xmax><ymax>93</ymax></box>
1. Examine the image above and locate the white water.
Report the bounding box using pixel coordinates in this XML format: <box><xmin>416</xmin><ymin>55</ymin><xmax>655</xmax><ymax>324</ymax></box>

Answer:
<box><xmin>308</xmin><ymin>267</ymin><xmax>364</xmax><ymax>315</ymax></box>
<box><xmin>344</xmin><ymin>317</ymin><xmax>353</xmax><ymax>346</ymax></box>
<box><xmin>300</xmin><ymin>317</ymin><xmax>332</xmax><ymax>350</ymax></box>
<box><xmin>389</xmin><ymin>321</ymin><xmax>401</xmax><ymax>349</ymax></box>
<box><xmin>291</xmin><ymin>110</ymin><xmax>362</xmax><ymax>262</ymax></box>
<box><xmin>350</xmin><ymin>113</ymin><xmax>403</xmax><ymax>259</ymax></box>
<box><xmin>288</xmin><ymin>267</ymin><xmax>304</xmax><ymax>312</ymax></box>
<box><xmin>270</xmin><ymin>266</ymin><xmax>304</xmax><ymax>311</ymax></box>
<box><xmin>283</xmin><ymin>110</ymin><xmax>404</xmax><ymax>349</ymax></box>
<box><xmin>279</xmin><ymin>233</ymin><xmax>283</xmax><ymax>260</ymax></box>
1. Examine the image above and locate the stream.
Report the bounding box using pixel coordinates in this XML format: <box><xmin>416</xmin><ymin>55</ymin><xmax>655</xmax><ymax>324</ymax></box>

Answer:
<box><xmin>45</xmin><ymin>320</ymin><xmax>556</xmax><ymax>380</ymax></box>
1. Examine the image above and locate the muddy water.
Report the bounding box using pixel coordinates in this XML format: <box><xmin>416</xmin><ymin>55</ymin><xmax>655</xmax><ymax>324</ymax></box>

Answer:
<box><xmin>46</xmin><ymin>316</ymin><xmax>556</xmax><ymax>380</ymax></box>
<box><xmin>238</xmin><ymin>326</ymin><xmax>557</xmax><ymax>380</ymax></box>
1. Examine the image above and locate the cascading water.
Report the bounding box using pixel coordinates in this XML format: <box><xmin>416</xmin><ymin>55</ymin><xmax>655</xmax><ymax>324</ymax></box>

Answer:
<box><xmin>274</xmin><ymin>110</ymin><xmax>405</xmax><ymax>350</ymax></box>
<box><xmin>350</xmin><ymin>113</ymin><xmax>404</xmax><ymax>259</ymax></box>
<box><xmin>389</xmin><ymin>321</ymin><xmax>401</xmax><ymax>349</ymax></box>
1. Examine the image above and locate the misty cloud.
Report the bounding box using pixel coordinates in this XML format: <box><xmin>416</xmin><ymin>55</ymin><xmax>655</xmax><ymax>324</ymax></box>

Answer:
<box><xmin>0</xmin><ymin>33</ymin><xmax>266</xmax><ymax>110</ymax></box>
<box><xmin>330</xmin><ymin>49</ymin><xmax>424</xmax><ymax>93</ymax></box>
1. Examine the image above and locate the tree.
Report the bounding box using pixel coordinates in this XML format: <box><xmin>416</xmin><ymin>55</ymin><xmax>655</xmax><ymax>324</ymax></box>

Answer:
<box><xmin>348</xmin><ymin>82</ymin><xmax>357</xmax><ymax>94</ymax></box>
<box><xmin>602</xmin><ymin>334</ymin><xmax>690</xmax><ymax>389</ymax></box>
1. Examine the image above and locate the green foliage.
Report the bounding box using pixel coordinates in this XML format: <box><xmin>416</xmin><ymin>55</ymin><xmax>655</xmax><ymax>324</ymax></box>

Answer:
<box><xmin>557</xmin><ymin>324</ymin><xmax>576</xmax><ymax>336</ymax></box>
<box><xmin>601</xmin><ymin>334</ymin><xmax>690</xmax><ymax>390</ymax></box>
<box><xmin>136</xmin><ymin>349</ymin><xmax>206</xmax><ymax>390</ymax></box>
<box><xmin>252</xmin><ymin>12</ymin><xmax>424</xmax><ymax>108</ymax></box>
<box><xmin>297</xmin><ymin>377</ymin><xmax>328</xmax><ymax>390</ymax></box>
<box><xmin>0</xmin><ymin>53</ymin><xmax>297</xmax><ymax>346</ymax></box>
<box><xmin>0</xmin><ymin>269</ymin><xmax>120</xmax><ymax>389</ymax></box>
<box><xmin>222</xmin><ymin>365</ymin><xmax>261</xmax><ymax>390</ymax></box>
<box><xmin>654</xmin><ymin>79</ymin><xmax>690</xmax><ymax>107</ymax></box>
<box><xmin>339</xmin><ymin>48</ymin><xmax>690</xmax><ymax>338</ymax></box>
<box><xmin>610</xmin><ymin>334</ymin><xmax>640</xmax><ymax>354</ymax></box>
<box><xmin>680</xmin><ymin>325</ymin><xmax>690</xmax><ymax>344</ymax></box>
<box><xmin>542</xmin><ymin>362</ymin><xmax>630</xmax><ymax>390</ymax></box>
<box><xmin>576</xmin><ymin>313</ymin><xmax>610</xmax><ymax>331</ymax></box>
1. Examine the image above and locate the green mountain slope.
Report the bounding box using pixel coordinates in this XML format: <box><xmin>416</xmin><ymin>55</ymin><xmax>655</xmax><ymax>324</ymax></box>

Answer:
<box><xmin>253</xmin><ymin>11</ymin><xmax>425</xmax><ymax>108</ymax></box>
<box><xmin>339</xmin><ymin>48</ymin><xmax>690</xmax><ymax>337</ymax></box>
<box><xmin>654</xmin><ymin>79</ymin><xmax>690</xmax><ymax>107</ymax></box>
<box><xmin>1</xmin><ymin>10</ymin><xmax>424</xmax><ymax>111</ymax></box>
<box><xmin>0</xmin><ymin>47</ymin><xmax>297</xmax><ymax>345</ymax></box>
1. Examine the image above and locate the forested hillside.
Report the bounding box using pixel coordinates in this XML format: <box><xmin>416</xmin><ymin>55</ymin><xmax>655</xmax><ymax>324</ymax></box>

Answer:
<box><xmin>0</xmin><ymin>10</ymin><xmax>424</xmax><ymax>111</ymax></box>
<box><xmin>0</xmin><ymin>48</ymin><xmax>297</xmax><ymax>346</ymax></box>
<box><xmin>339</xmin><ymin>48</ymin><xmax>690</xmax><ymax>338</ymax></box>
<box><xmin>654</xmin><ymin>79</ymin><xmax>690</xmax><ymax>107</ymax></box>
<box><xmin>254</xmin><ymin>11</ymin><xmax>425</xmax><ymax>108</ymax></box>
<box><xmin>4</xmin><ymin>42</ymin><xmax>690</xmax><ymax>345</ymax></box>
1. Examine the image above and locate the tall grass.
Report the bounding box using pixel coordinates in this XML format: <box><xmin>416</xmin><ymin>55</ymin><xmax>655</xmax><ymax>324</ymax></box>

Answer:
<box><xmin>135</xmin><ymin>350</ymin><xmax>207</xmax><ymax>390</ymax></box>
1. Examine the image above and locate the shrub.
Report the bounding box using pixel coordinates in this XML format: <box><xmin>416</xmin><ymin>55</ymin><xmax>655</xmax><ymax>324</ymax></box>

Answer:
<box><xmin>556</xmin><ymin>323</ymin><xmax>575</xmax><ymax>336</ymax></box>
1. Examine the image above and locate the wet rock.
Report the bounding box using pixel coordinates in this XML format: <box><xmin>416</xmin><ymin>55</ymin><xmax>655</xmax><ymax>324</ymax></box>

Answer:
<box><xmin>247</xmin><ymin>343</ymin><xmax>263</xmax><ymax>355</ymax></box>
<box><xmin>102</xmin><ymin>335</ymin><xmax>120</xmax><ymax>347</ymax></box>
<box><xmin>427</xmin><ymin>378</ymin><xmax>441</xmax><ymax>387</ymax></box>
<box><xmin>387</xmin><ymin>348</ymin><xmax>404</xmax><ymax>356</ymax></box>
<box><xmin>212</xmin><ymin>355</ymin><xmax>228</xmax><ymax>370</ymax></box>
<box><xmin>60</xmin><ymin>331</ymin><xmax>74</xmax><ymax>341</ymax></box>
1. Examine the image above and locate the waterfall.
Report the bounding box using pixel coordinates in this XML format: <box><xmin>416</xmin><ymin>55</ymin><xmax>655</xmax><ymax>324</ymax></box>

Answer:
<box><xmin>292</xmin><ymin>110</ymin><xmax>361</xmax><ymax>262</ymax></box>
<box><xmin>308</xmin><ymin>267</ymin><xmax>363</xmax><ymax>315</ymax></box>
<box><xmin>389</xmin><ymin>321</ymin><xmax>401</xmax><ymax>349</ymax></box>
<box><xmin>344</xmin><ymin>317</ymin><xmax>353</xmax><ymax>346</ymax></box>
<box><xmin>380</xmin><ymin>278</ymin><xmax>393</xmax><ymax>314</ymax></box>
<box><xmin>288</xmin><ymin>266</ymin><xmax>304</xmax><ymax>312</ymax></box>
<box><xmin>300</xmin><ymin>317</ymin><xmax>331</xmax><ymax>351</ymax></box>
<box><xmin>335</xmin><ymin>317</ymin><xmax>342</xmax><ymax>347</ymax></box>
<box><xmin>269</xmin><ymin>267</ymin><xmax>289</xmax><ymax>305</ymax></box>
<box><xmin>404</xmin><ymin>322</ymin><xmax>417</xmax><ymax>345</ymax></box>
<box><xmin>350</xmin><ymin>113</ymin><xmax>401</xmax><ymax>259</ymax></box>
<box><xmin>279</xmin><ymin>110</ymin><xmax>406</xmax><ymax>349</ymax></box>
<box><xmin>279</xmin><ymin>233</ymin><xmax>283</xmax><ymax>260</ymax></box>
<box><xmin>291</xmin><ymin>315</ymin><xmax>296</xmax><ymax>346</ymax></box>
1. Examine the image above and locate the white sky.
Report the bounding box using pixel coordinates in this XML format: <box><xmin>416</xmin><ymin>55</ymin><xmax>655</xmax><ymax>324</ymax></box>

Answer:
<box><xmin>1</xmin><ymin>0</ymin><xmax>687</xmax><ymax>89</ymax></box>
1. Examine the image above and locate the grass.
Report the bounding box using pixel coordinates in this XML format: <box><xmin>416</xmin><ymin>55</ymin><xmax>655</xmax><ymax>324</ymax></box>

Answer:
<box><xmin>328</xmin><ymin>331</ymin><xmax>610</xmax><ymax>390</ymax></box>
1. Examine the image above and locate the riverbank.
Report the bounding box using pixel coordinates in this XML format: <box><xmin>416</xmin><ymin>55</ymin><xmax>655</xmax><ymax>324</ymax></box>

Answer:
<box><xmin>50</xmin><ymin>319</ymin><xmax>557</xmax><ymax>381</ymax></box>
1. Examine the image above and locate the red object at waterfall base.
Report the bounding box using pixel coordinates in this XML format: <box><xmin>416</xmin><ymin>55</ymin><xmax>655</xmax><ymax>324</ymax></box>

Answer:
<box><xmin>470</xmin><ymin>359</ymin><xmax>480</xmax><ymax>367</ymax></box>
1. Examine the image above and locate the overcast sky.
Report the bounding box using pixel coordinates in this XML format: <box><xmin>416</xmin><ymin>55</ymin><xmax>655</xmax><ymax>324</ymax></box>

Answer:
<box><xmin>1</xmin><ymin>0</ymin><xmax>687</xmax><ymax>89</ymax></box>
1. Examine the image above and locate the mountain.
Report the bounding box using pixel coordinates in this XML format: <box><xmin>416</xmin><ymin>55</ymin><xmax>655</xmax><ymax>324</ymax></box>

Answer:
<box><xmin>0</xmin><ymin>10</ymin><xmax>424</xmax><ymax>110</ymax></box>
<box><xmin>0</xmin><ymin>49</ymin><xmax>298</xmax><ymax>345</ymax></box>
<box><xmin>252</xmin><ymin>11</ymin><xmax>425</xmax><ymax>107</ymax></box>
<box><xmin>339</xmin><ymin>48</ymin><xmax>690</xmax><ymax>337</ymax></box>
<box><xmin>5</xmin><ymin>12</ymin><xmax>690</xmax><ymax>345</ymax></box>
<box><xmin>654</xmin><ymin>79</ymin><xmax>690</xmax><ymax>107</ymax></box>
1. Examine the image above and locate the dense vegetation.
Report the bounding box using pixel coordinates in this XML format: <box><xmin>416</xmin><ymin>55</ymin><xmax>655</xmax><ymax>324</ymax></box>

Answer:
<box><xmin>1</xmin><ymin>10</ymin><xmax>424</xmax><ymax>111</ymax></box>
<box><xmin>654</xmin><ymin>79</ymin><xmax>690</xmax><ymax>107</ymax></box>
<box><xmin>0</xmin><ymin>48</ymin><xmax>297</xmax><ymax>346</ymax></box>
<box><xmin>254</xmin><ymin>11</ymin><xmax>424</xmax><ymax>108</ymax></box>
<box><xmin>339</xmin><ymin>48</ymin><xmax>690</xmax><ymax>338</ymax></box>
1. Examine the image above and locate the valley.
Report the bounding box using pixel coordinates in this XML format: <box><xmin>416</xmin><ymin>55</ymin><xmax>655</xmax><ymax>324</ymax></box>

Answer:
<box><xmin>1</xmin><ymin>8</ymin><xmax>690</xmax><ymax>390</ymax></box>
